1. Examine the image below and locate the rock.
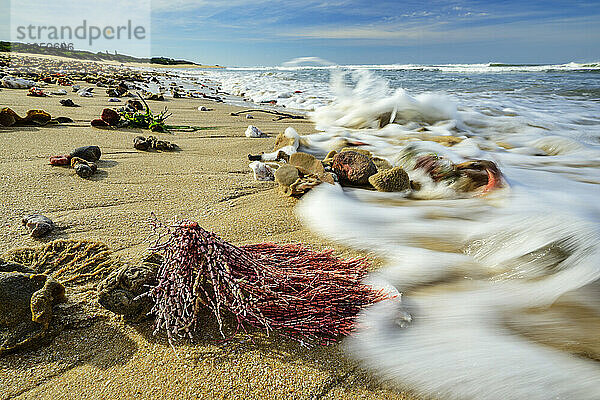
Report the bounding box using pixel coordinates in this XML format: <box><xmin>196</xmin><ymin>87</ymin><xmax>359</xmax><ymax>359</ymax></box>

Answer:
<box><xmin>368</xmin><ymin>167</ymin><xmax>410</xmax><ymax>192</ymax></box>
<box><xmin>21</xmin><ymin>214</ymin><xmax>55</xmax><ymax>238</ymax></box>
<box><xmin>49</xmin><ymin>155</ymin><xmax>71</xmax><ymax>166</ymax></box>
<box><xmin>246</xmin><ymin>114</ymin><xmax>253</xmax><ymax>119</ymax></box>
<box><xmin>332</xmin><ymin>151</ymin><xmax>378</xmax><ymax>186</ymax></box>
<box><xmin>144</xmin><ymin>93</ymin><xmax>164</xmax><ymax>101</ymax></box>
<box><xmin>372</xmin><ymin>157</ymin><xmax>393</xmax><ymax>171</ymax></box>
<box><xmin>72</xmin><ymin>85</ymin><xmax>80</xmax><ymax>92</ymax></box>
<box><xmin>249</xmin><ymin>161</ymin><xmax>275</xmax><ymax>181</ymax></box>
<box><xmin>126</xmin><ymin>99</ymin><xmax>144</xmax><ymax>111</ymax></box>
<box><xmin>27</xmin><ymin>87</ymin><xmax>47</xmax><ymax>97</ymax></box>
<box><xmin>77</xmin><ymin>87</ymin><xmax>94</xmax><ymax>97</ymax></box>
<box><xmin>90</xmin><ymin>118</ymin><xmax>109</xmax><ymax>127</ymax></box>
<box><xmin>289</xmin><ymin>175</ymin><xmax>323</xmax><ymax>196</ymax></box>
<box><xmin>0</xmin><ymin>107</ymin><xmax>20</xmax><ymax>127</ymax></box>
<box><xmin>108</xmin><ymin>98</ymin><xmax>121</xmax><ymax>102</ymax></box>
<box><xmin>50</xmin><ymin>89</ymin><xmax>67</xmax><ymax>95</ymax></box>
<box><xmin>0</xmin><ymin>76</ymin><xmax>36</xmax><ymax>89</ymax></box>
<box><xmin>274</xmin><ymin>164</ymin><xmax>299</xmax><ymax>187</ymax></box>
<box><xmin>24</xmin><ymin>110</ymin><xmax>51</xmax><ymax>125</ymax></box>
<box><xmin>133</xmin><ymin>136</ymin><xmax>178</xmax><ymax>152</ymax></box>
<box><xmin>289</xmin><ymin>152</ymin><xmax>324</xmax><ymax>176</ymax></box>
<box><xmin>198</xmin><ymin>106</ymin><xmax>208</xmax><ymax>111</ymax></box>
<box><xmin>133</xmin><ymin>136</ymin><xmax>150</xmax><ymax>151</ymax></box>
<box><xmin>70</xmin><ymin>145</ymin><xmax>101</xmax><ymax>162</ymax></box>
<box><xmin>100</xmin><ymin>108</ymin><xmax>120</xmax><ymax>126</ymax></box>
<box><xmin>71</xmin><ymin>157</ymin><xmax>97</xmax><ymax>178</ymax></box>
<box><xmin>245</xmin><ymin>125</ymin><xmax>267</xmax><ymax>138</ymax></box>
<box><xmin>74</xmin><ymin>164</ymin><xmax>94</xmax><ymax>178</ymax></box>
<box><xmin>340</xmin><ymin>147</ymin><xmax>373</xmax><ymax>158</ymax></box>
<box><xmin>59</xmin><ymin>99</ymin><xmax>79</xmax><ymax>107</ymax></box>
<box><xmin>97</xmin><ymin>254</ymin><xmax>160</xmax><ymax>320</ymax></box>
<box><xmin>0</xmin><ymin>271</ymin><xmax>66</xmax><ymax>355</ymax></box>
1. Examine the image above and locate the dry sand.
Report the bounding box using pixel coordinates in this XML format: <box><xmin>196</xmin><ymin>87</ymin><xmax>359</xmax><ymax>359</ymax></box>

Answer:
<box><xmin>0</xmin><ymin>73</ymin><xmax>415</xmax><ymax>399</ymax></box>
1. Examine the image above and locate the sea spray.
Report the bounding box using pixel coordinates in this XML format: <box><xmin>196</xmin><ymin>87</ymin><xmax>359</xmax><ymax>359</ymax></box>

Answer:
<box><xmin>292</xmin><ymin>68</ymin><xmax>600</xmax><ymax>399</ymax></box>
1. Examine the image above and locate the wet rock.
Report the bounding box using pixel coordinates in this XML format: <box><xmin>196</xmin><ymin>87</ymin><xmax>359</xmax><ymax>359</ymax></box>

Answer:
<box><xmin>0</xmin><ymin>271</ymin><xmax>66</xmax><ymax>355</ymax></box>
<box><xmin>275</xmin><ymin>164</ymin><xmax>299</xmax><ymax>187</ymax></box>
<box><xmin>289</xmin><ymin>152</ymin><xmax>325</xmax><ymax>176</ymax></box>
<box><xmin>340</xmin><ymin>147</ymin><xmax>373</xmax><ymax>158</ymax></box>
<box><xmin>70</xmin><ymin>145</ymin><xmax>101</xmax><ymax>162</ymax></box>
<box><xmin>372</xmin><ymin>157</ymin><xmax>393</xmax><ymax>171</ymax></box>
<box><xmin>332</xmin><ymin>151</ymin><xmax>378</xmax><ymax>186</ymax></box>
<box><xmin>0</xmin><ymin>76</ymin><xmax>36</xmax><ymax>89</ymax></box>
<box><xmin>21</xmin><ymin>214</ymin><xmax>55</xmax><ymax>238</ymax></box>
<box><xmin>101</xmin><ymin>108</ymin><xmax>120</xmax><ymax>126</ymax></box>
<box><xmin>368</xmin><ymin>167</ymin><xmax>410</xmax><ymax>192</ymax></box>
<box><xmin>97</xmin><ymin>255</ymin><xmax>160</xmax><ymax>320</ymax></box>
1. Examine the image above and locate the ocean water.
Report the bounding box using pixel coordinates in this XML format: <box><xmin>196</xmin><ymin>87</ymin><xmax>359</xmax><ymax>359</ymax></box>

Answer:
<box><xmin>174</xmin><ymin>63</ymin><xmax>600</xmax><ymax>399</ymax></box>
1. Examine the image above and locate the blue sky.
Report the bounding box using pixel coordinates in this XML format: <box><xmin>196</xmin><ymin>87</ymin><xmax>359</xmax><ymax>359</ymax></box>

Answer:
<box><xmin>1</xmin><ymin>0</ymin><xmax>598</xmax><ymax>66</ymax></box>
<box><xmin>150</xmin><ymin>0</ymin><xmax>599</xmax><ymax>66</ymax></box>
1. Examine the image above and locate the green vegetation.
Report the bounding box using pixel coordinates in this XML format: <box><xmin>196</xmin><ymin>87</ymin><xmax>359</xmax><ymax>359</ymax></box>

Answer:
<box><xmin>0</xmin><ymin>41</ymin><xmax>199</xmax><ymax>65</ymax></box>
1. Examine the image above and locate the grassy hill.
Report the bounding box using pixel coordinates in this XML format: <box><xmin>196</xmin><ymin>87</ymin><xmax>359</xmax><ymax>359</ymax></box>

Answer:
<box><xmin>0</xmin><ymin>41</ymin><xmax>199</xmax><ymax>65</ymax></box>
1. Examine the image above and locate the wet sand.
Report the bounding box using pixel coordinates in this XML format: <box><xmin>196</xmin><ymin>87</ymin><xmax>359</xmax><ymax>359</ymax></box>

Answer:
<box><xmin>0</xmin><ymin>57</ymin><xmax>413</xmax><ymax>400</ymax></box>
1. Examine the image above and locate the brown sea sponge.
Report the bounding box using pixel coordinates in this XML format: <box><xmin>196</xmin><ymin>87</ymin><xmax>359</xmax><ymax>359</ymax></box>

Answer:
<box><xmin>368</xmin><ymin>167</ymin><xmax>410</xmax><ymax>192</ymax></box>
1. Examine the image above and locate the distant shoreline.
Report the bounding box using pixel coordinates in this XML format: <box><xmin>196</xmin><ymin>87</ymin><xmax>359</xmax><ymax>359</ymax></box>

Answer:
<box><xmin>0</xmin><ymin>41</ymin><xmax>224</xmax><ymax>69</ymax></box>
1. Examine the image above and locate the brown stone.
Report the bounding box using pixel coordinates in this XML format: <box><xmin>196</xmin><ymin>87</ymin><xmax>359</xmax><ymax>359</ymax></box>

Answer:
<box><xmin>332</xmin><ymin>151</ymin><xmax>377</xmax><ymax>186</ymax></box>
<box><xmin>274</xmin><ymin>164</ymin><xmax>300</xmax><ymax>187</ymax></box>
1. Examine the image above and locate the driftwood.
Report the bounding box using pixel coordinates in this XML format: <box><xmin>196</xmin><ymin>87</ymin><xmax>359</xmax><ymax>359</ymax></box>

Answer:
<box><xmin>230</xmin><ymin>109</ymin><xmax>305</xmax><ymax>121</ymax></box>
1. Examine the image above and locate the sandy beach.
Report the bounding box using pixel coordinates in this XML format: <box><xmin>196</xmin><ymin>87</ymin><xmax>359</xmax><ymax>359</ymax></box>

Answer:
<box><xmin>0</xmin><ymin>54</ymin><xmax>411</xmax><ymax>400</ymax></box>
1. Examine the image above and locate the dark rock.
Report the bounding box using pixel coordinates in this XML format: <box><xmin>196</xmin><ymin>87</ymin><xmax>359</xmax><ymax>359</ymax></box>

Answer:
<box><xmin>331</xmin><ymin>151</ymin><xmax>378</xmax><ymax>186</ymax></box>
<box><xmin>91</xmin><ymin>118</ymin><xmax>109</xmax><ymax>127</ymax></box>
<box><xmin>133</xmin><ymin>136</ymin><xmax>150</xmax><ymax>151</ymax></box>
<box><xmin>70</xmin><ymin>146</ymin><xmax>101</xmax><ymax>162</ymax></box>
<box><xmin>100</xmin><ymin>108</ymin><xmax>120</xmax><ymax>126</ymax></box>
<box><xmin>21</xmin><ymin>214</ymin><xmax>55</xmax><ymax>238</ymax></box>
<box><xmin>59</xmin><ymin>99</ymin><xmax>79</xmax><ymax>107</ymax></box>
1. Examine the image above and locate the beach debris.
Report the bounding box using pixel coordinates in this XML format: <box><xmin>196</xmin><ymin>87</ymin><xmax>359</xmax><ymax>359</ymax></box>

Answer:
<box><xmin>332</xmin><ymin>151</ymin><xmax>378</xmax><ymax>186</ymax></box>
<box><xmin>97</xmin><ymin>254</ymin><xmax>160</xmax><ymax>321</ymax></box>
<box><xmin>246</xmin><ymin>114</ymin><xmax>253</xmax><ymax>119</ymax></box>
<box><xmin>0</xmin><ymin>76</ymin><xmax>36</xmax><ymax>89</ymax></box>
<box><xmin>49</xmin><ymin>154</ymin><xmax>71</xmax><ymax>166</ymax></box>
<box><xmin>0</xmin><ymin>270</ymin><xmax>66</xmax><ymax>356</ymax></box>
<box><xmin>21</xmin><ymin>214</ymin><xmax>55</xmax><ymax>238</ymax></box>
<box><xmin>197</xmin><ymin>106</ymin><xmax>209</xmax><ymax>111</ymax></box>
<box><xmin>0</xmin><ymin>108</ymin><xmax>56</xmax><ymax>127</ymax></box>
<box><xmin>133</xmin><ymin>136</ymin><xmax>179</xmax><ymax>152</ymax></box>
<box><xmin>248</xmin><ymin>127</ymin><xmax>300</xmax><ymax>162</ymax></box>
<box><xmin>272</xmin><ymin>152</ymin><xmax>335</xmax><ymax>196</ymax></box>
<box><xmin>400</xmin><ymin>149</ymin><xmax>504</xmax><ymax>193</ymax></box>
<box><xmin>60</xmin><ymin>98</ymin><xmax>79</xmax><ymax>107</ymax></box>
<box><xmin>143</xmin><ymin>92</ymin><xmax>165</xmax><ymax>101</ymax></box>
<box><xmin>231</xmin><ymin>109</ymin><xmax>305</xmax><ymax>121</ymax></box>
<box><xmin>144</xmin><ymin>219</ymin><xmax>392</xmax><ymax>345</ymax></box>
<box><xmin>249</xmin><ymin>161</ymin><xmax>275</xmax><ymax>181</ymax></box>
<box><xmin>70</xmin><ymin>145</ymin><xmax>101</xmax><ymax>162</ymax></box>
<box><xmin>51</xmin><ymin>89</ymin><xmax>67</xmax><ymax>96</ymax></box>
<box><xmin>245</xmin><ymin>125</ymin><xmax>267</xmax><ymax>138</ymax></box>
<box><xmin>101</xmin><ymin>108</ymin><xmax>121</xmax><ymax>126</ymax></box>
<box><xmin>77</xmin><ymin>87</ymin><xmax>94</xmax><ymax>97</ymax></box>
<box><xmin>368</xmin><ymin>167</ymin><xmax>410</xmax><ymax>192</ymax></box>
<box><xmin>71</xmin><ymin>157</ymin><xmax>98</xmax><ymax>178</ymax></box>
<box><xmin>108</xmin><ymin>97</ymin><xmax>121</xmax><ymax>102</ymax></box>
<box><xmin>27</xmin><ymin>87</ymin><xmax>46</xmax><ymax>97</ymax></box>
